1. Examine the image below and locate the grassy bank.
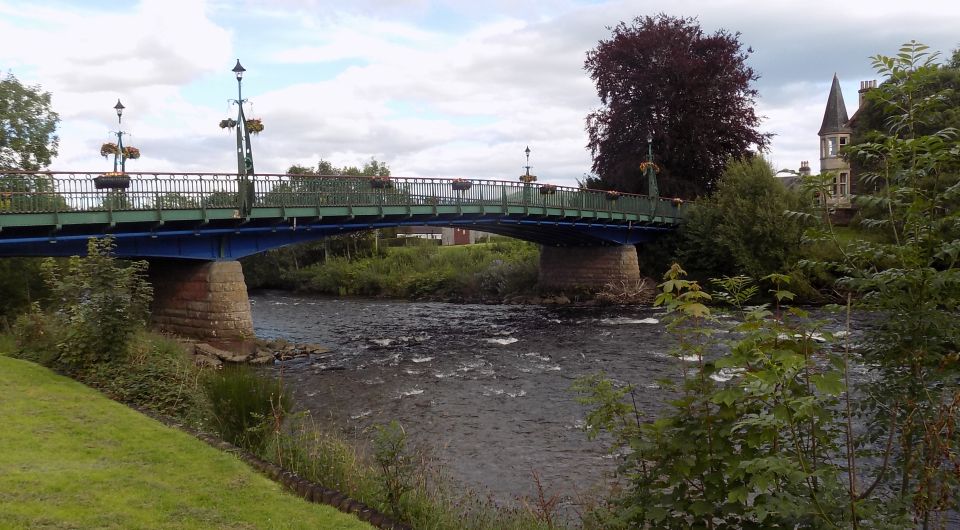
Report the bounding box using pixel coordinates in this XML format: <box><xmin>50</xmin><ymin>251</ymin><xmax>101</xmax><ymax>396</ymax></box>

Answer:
<box><xmin>0</xmin><ymin>355</ymin><xmax>370</xmax><ymax>530</ymax></box>
<box><xmin>278</xmin><ymin>239</ymin><xmax>540</xmax><ymax>300</ymax></box>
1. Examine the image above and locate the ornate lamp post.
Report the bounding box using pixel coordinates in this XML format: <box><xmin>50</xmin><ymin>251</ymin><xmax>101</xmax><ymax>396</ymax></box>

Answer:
<box><xmin>231</xmin><ymin>60</ymin><xmax>255</xmax><ymax>176</ymax></box>
<box><xmin>644</xmin><ymin>133</ymin><xmax>659</xmax><ymax>198</ymax></box>
<box><xmin>112</xmin><ymin>100</ymin><xmax>126</xmax><ymax>173</ymax></box>
<box><xmin>223</xmin><ymin>59</ymin><xmax>261</xmax><ymax>215</ymax></box>
<box><xmin>96</xmin><ymin>99</ymin><xmax>140</xmax><ymax>189</ymax></box>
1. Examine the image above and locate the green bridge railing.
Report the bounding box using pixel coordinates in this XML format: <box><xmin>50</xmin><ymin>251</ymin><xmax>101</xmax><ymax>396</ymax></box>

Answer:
<box><xmin>0</xmin><ymin>172</ymin><xmax>686</xmax><ymax>224</ymax></box>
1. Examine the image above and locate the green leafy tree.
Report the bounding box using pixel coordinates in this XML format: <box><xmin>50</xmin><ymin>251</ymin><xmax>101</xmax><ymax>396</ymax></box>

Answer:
<box><xmin>0</xmin><ymin>73</ymin><xmax>59</xmax><ymax>170</ymax></box>
<box><xmin>42</xmin><ymin>237</ymin><xmax>153</xmax><ymax>366</ymax></box>
<box><xmin>0</xmin><ymin>73</ymin><xmax>62</xmax><ymax>318</ymax></box>
<box><xmin>675</xmin><ymin>157</ymin><xmax>808</xmax><ymax>280</ymax></box>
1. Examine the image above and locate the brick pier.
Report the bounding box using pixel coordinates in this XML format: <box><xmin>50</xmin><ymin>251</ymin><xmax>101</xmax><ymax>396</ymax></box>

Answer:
<box><xmin>538</xmin><ymin>245</ymin><xmax>640</xmax><ymax>291</ymax></box>
<box><xmin>149</xmin><ymin>260</ymin><xmax>254</xmax><ymax>341</ymax></box>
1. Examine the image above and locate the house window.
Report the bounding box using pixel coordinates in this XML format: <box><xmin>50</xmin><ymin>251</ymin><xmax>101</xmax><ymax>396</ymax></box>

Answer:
<box><xmin>827</xmin><ymin>137</ymin><xmax>838</xmax><ymax>157</ymax></box>
<box><xmin>839</xmin><ymin>172</ymin><xmax>848</xmax><ymax>196</ymax></box>
<box><xmin>840</xmin><ymin>137</ymin><xmax>847</xmax><ymax>146</ymax></box>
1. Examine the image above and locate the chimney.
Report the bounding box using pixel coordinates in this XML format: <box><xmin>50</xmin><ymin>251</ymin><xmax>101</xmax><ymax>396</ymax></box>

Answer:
<box><xmin>858</xmin><ymin>80</ymin><xmax>877</xmax><ymax>108</ymax></box>
<box><xmin>799</xmin><ymin>161</ymin><xmax>811</xmax><ymax>177</ymax></box>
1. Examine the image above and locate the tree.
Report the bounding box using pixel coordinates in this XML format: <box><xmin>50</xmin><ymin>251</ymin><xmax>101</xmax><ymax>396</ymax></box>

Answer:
<box><xmin>583</xmin><ymin>15</ymin><xmax>769</xmax><ymax>199</ymax></box>
<box><xmin>0</xmin><ymin>73</ymin><xmax>59</xmax><ymax>170</ymax></box>
<box><xmin>0</xmin><ymin>73</ymin><xmax>61</xmax><ymax>319</ymax></box>
<box><xmin>676</xmin><ymin>157</ymin><xmax>807</xmax><ymax>280</ymax></box>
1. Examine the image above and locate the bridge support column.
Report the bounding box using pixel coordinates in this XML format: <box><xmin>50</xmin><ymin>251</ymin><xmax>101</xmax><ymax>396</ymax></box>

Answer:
<box><xmin>538</xmin><ymin>245</ymin><xmax>640</xmax><ymax>291</ymax></box>
<box><xmin>149</xmin><ymin>260</ymin><xmax>254</xmax><ymax>341</ymax></box>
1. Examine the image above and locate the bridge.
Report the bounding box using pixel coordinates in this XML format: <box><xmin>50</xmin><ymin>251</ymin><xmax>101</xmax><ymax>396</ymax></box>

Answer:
<box><xmin>0</xmin><ymin>171</ymin><xmax>687</xmax><ymax>340</ymax></box>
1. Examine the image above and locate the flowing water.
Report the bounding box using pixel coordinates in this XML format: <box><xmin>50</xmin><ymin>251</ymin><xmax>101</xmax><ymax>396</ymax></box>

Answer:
<box><xmin>249</xmin><ymin>291</ymin><xmax>854</xmax><ymax>505</ymax></box>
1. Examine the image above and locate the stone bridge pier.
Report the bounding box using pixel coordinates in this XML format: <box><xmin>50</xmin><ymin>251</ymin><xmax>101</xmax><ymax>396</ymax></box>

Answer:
<box><xmin>538</xmin><ymin>244</ymin><xmax>641</xmax><ymax>291</ymax></box>
<box><xmin>148</xmin><ymin>259</ymin><xmax>254</xmax><ymax>341</ymax></box>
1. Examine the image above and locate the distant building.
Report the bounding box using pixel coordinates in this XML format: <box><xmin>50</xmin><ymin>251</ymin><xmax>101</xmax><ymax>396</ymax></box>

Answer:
<box><xmin>794</xmin><ymin>76</ymin><xmax>876</xmax><ymax>224</ymax></box>
<box><xmin>818</xmin><ymin>74</ymin><xmax>854</xmax><ymax>207</ymax></box>
<box><xmin>441</xmin><ymin>227</ymin><xmax>494</xmax><ymax>245</ymax></box>
<box><xmin>396</xmin><ymin>226</ymin><xmax>442</xmax><ymax>240</ymax></box>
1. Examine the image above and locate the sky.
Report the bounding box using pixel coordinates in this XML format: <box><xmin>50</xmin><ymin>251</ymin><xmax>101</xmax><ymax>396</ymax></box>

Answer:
<box><xmin>1</xmin><ymin>0</ymin><xmax>959</xmax><ymax>188</ymax></box>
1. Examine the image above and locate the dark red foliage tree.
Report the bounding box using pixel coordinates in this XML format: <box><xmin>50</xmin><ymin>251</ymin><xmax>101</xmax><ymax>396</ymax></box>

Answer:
<box><xmin>584</xmin><ymin>14</ymin><xmax>770</xmax><ymax>199</ymax></box>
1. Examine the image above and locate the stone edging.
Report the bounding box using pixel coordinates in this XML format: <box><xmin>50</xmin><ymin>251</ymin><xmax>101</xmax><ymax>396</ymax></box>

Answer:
<box><xmin>130</xmin><ymin>405</ymin><xmax>412</xmax><ymax>530</ymax></box>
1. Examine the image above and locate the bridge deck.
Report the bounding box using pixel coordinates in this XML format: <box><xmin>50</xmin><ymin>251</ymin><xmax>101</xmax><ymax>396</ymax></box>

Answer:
<box><xmin>0</xmin><ymin>172</ymin><xmax>687</xmax><ymax>258</ymax></box>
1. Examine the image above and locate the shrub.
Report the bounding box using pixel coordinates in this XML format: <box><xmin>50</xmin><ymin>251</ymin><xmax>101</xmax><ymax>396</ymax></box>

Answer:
<box><xmin>372</xmin><ymin>421</ymin><xmax>415</xmax><ymax>517</ymax></box>
<box><xmin>80</xmin><ymin>331</ymin><xmax>206</xmax><ymax>420</ymax></box>
<box><xmin>675</xmin><ymin>157</ymin><xmax>808</xmax><ymax>281</ymax></box>
<box><xmin>203</xmin><ymin>365</ymin><xmax>291</xmax><ymax>452</ymax></box>
<box><xmin>41</xmin><ymin>237</ymin><xmax>152</xmax><ymax>366</ymax></box>
<box><xmin>11</xmin><ymin>302</ymin><xmax>61</xmax><ymax>367</ymax></box>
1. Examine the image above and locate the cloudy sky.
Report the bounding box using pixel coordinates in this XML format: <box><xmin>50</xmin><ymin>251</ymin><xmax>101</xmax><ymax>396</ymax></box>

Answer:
<box><xmin>1</xmin><ymin>0</ymin><xmax>958</xmax><ymax>188</ymax></box>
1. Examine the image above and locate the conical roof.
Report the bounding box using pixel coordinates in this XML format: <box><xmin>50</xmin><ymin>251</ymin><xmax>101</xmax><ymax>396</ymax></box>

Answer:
<box><xmin>819</xmin><ymin>75</ymin><xmax>851</xmax><ymax>136</ymax></box>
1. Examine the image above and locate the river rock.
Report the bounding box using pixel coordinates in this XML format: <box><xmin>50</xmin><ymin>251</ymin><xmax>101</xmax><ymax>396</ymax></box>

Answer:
<box><xmin>195</xmin><ymin>342</ymin><xmax>251</xmax><ymax>363</ymax></box>
<box><xmin>194</xmin><ymin>353</ymin><xmax>223</xmax><ymax>369</ymax></box>
<box><xmin>249</xmin><ymin>349</ymin><xmax>276</xmax><ymax>365</ymax></box>
<box><xmin>301</xmin><ymin>343</ymin><xmax>330</xmax><ymax>355</ymax></box>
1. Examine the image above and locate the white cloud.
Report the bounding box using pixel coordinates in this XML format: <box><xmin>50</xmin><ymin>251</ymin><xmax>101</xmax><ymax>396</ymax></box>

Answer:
<box><xmin>2</xmin><ymin>0</ymin><xmax>959</xmax><ymax>189</ymax></box>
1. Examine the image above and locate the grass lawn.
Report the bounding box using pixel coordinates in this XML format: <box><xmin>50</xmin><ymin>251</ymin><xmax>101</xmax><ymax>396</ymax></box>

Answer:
<box><xmin>0</xmin><ymin>356</ymin><xmax>371</xmax><ymax>530</ymax></box>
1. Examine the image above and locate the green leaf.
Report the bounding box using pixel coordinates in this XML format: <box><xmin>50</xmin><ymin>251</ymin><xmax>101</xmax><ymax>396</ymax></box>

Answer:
<box><xmin>683</xmin><ymin>302</ymin><xmax>710</xmax><ymax>318</ymax></box>
<box><xmin>728</xmin><ymin>486</ymin><xmax>749</xmax><ymax>505</ymax></box>
<box><xmin>810</xmin><ymin>372</ymin><xmax>844</xmax><ymax>396</ymax></box>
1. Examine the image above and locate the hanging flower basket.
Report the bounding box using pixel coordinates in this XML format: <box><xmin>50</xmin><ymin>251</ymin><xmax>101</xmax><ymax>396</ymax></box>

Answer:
<box><xmin>539</xmin><ymin>184</ymin><xmax>557</xmax><ymax>195</ymax></box>
<box><xmin>370</xmin><ymin>176</ymin><xmax>392</xmax><ymax>189</ymax></box>
<box><xmin>245</xmin><ymin>118</ymin><xmax>264</xmax><ymax>134</ymax></box>
<box><xmin>672</xmin><ymin>197</ymin><xmax>684</xmax><ymax>207</ymax></box>
<box><xmin>219</xmin><ymin>118</ymin><xmax>237</xmax><ymax>129</ymax></box>
<box><xmin>100</xmin><ymin>142</ymin><xmax>119</xmax><ymax>158</ymax></box>
<box><xmin>519</xmin><ymin>174</ymin><xmax>537</xmax><ymax>183</ymax></box>
<box><xmin>94</xmin><ymin>172</ymin><xmax>130</xmax><ymax>190</ymax></box>
<box><xmin>605</xmin><ymin>190</ymin><xmax>621</xmax><ymax>201</ymax></box>
<box><xmin>639</xmin><ymin>161</ymin><xmax>660</xmax><ymax>174</ymax></box>
<box><xmin>122</xmin><ymin>146</ymin><xmax>141</xmax><ymax>160</ymax></box>
<box><xmin>452</xmin><ymin>179</ymin><xmax>472</xmax><ymax>191</ymax></box>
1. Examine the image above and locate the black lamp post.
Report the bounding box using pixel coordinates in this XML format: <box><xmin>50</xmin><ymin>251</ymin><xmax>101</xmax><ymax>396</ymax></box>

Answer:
<box><xmin>645</xmin><ymin>133</ymin><xmax>659</xmax><ymax>198</ymax></box>
<box><xmin>524</xmin><ymin>146</ymin><xmax>531</xmax><ymax>178</ymax></box>
<box><xmin>231</xmin><ymin>60</ymin><xmax>255</xmax><ymax>176</ymax></box>
<box><xmin>228</xmin><ymin>59</ymin><xmax>256</xmax><ymax>214</ymax></box>
<box><xmin>113</xmin><ymin>99</ymin><xmax>126</xmax><ymax>173</ymax></box>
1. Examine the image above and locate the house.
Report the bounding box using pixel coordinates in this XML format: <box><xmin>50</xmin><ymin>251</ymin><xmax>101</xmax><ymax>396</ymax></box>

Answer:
<box><xmin>797</xmin><ymin>75</ymin><xmax>877</xmax><ymax>224</ymax></box>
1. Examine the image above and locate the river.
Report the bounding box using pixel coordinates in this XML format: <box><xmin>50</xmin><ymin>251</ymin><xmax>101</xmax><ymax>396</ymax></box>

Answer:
<box><xmin>249</xmin><ymin>290</ymin><xmax>853</xmax><ymax>508</ymax></box>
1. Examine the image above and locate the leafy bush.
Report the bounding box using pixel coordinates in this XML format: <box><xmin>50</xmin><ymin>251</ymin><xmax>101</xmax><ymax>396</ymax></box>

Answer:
<box><xmin>0</xmin><ymin>258</ymin><xmax>48</xmax><ymax>320</ymax></box>
<box><xmin>676</xmin><ymin>157</ymin><xmax>808</xmax><ymax>281</ymax></box>
<box><xmin>372</xmin><ymin>421</ymin><xmax>415</xmax><ymax>517</ymax></box>
<box><xmin>11</xmin><ymin>302</ymin><xmax>61</xmax><ymax>367</ymax></box>
<box><xmin>203</xmin><ymin>365</ymin><xmax>291</xmax><ymax>452</ymax></box>
<box><xmin>80</xmin><ymin>331</ymin><xmax>206</xmax><ymax>420</ymax></box>
<box><xmin>575</xmin><ymin>267</ymin><xmax>890</xmax><ymax>528</ymax></box>
<box><xmin>41</xmin><ymin>237</ymin><xmax>152</xmax><ymax>366</ymax></box>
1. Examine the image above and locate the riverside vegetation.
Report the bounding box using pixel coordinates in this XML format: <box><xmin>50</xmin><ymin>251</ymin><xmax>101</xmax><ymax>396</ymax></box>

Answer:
<box><xmin>575</xmin><ymin>42</ymin><xmax>960</xmax><ymax>528</ymax></box>
<box><xmin>243</xmin><ymin>237</ymin><xmax>542</xmax><ymax>302</ymax></box>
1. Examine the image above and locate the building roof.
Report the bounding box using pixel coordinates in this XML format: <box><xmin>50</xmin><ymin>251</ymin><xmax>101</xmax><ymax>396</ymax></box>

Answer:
<box><xmin>818</xmin><ymin>74</ymin><xmax>852</xmax><ymax>136</ymax></box>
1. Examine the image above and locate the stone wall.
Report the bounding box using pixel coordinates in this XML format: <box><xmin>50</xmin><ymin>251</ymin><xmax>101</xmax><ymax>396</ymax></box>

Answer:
<box><xmin>538</xmin><ymin>245</ymin><xmax>640</xmax><ymax>291</ymax></box>
<box><xmin>149</xmin><ymin>259</ymin><xmax>254</xmax><ymax>341</ymax></box>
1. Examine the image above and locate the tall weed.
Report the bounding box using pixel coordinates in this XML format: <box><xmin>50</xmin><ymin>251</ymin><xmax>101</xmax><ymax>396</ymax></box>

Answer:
<box><xmin>203</xmin><ymin>365</ymin><xmax>292</xmax><ymax>452</ymax></box>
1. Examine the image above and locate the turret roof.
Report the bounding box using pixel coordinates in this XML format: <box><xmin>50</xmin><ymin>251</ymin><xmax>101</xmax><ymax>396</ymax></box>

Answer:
<box><xmin>819</xmin><ymin>74</ymin><xmax>852</xmax><ymax>136</ymax></box>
